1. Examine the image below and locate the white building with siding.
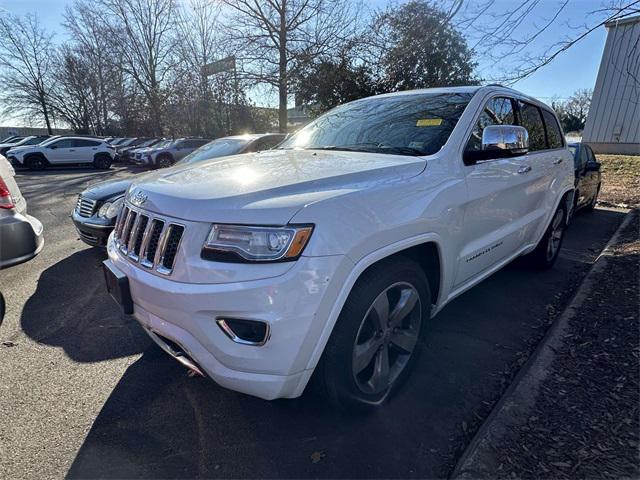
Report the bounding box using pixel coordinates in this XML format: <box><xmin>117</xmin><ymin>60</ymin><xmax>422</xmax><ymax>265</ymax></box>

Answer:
<box><xmin>582</xmin><ymin>15</ymin><xmax>640</xmax><ymax>155</ymax></box>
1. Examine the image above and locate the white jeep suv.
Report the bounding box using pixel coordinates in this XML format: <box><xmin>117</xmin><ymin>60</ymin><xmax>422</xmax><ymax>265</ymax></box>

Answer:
<box><xmin>103</xmin><ymin>86</ymin><xmax>574</xmax><ymax>408</ymax></box>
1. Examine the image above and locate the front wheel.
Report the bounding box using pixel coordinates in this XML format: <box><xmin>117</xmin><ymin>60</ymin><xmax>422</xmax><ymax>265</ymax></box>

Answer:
<box><xmin>316</xmin><ymin>257</ymin><xmax>430</xmax><ymax>410</ymax></box>
<box><xmin>25</xmin><ymin>155</ymin><xmax>46</xmax><ymax>171</ymax></box>
<box><xmin>521</xmin><ymin>203</ymin><xmax>566</xmax><ymax>270</ymax></box>
<box><xmin>156</xmin><ymin>155</ymin><xmax>173</xmax><ymax>169</ymax></box>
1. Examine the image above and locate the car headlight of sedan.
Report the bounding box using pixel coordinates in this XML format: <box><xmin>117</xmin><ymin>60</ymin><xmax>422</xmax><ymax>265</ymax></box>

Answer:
<box><xmin>203</xmin><ymin>224</ymin><xmax>313</xmax><ymax>262</ymax></box>
<box><xmin>98</xmin><ymin>196</ymin><xmax>125</xmax><ymax>219</ymax></box>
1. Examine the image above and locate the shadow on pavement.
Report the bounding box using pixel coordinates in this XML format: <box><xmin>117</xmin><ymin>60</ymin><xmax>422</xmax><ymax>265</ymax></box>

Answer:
<box><xmin>20</xmin><ymin>248</ymin><xmax>149</xmax><ymax>363</ymax></box>
<box><xmin>66</xmin><ymin>209</ymin><xmax>626</xmax><ymax>479</ymax></box>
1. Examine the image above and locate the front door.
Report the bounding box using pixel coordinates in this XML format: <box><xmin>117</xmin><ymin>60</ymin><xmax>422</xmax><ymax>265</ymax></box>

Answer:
<box><xmin>455</xmin><ymin>96</ymin><xmax>542</xmax><ymax>287</ymax></box>
<box><xmin>45</xmin><ymin>139</ymin><xmax>76</xmax><ymax>164</ymax></box>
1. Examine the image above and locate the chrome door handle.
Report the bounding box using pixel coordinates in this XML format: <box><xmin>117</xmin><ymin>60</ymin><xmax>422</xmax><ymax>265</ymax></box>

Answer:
<box><xmin>553</xmin><ymin>158</ymin><xmax>563</xmax><ymax>165</ymax></box>
<box><xmin>517</xmin><ymin>165</ymin><xmax>532</xmax><ymax>174</ymax></box>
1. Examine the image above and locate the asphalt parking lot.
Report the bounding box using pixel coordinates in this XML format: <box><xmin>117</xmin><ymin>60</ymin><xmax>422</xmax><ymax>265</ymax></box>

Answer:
<box><xmin>0</xmin><ymin>165</ymin><xmax>627</xmax><ymax>479</ymax></box>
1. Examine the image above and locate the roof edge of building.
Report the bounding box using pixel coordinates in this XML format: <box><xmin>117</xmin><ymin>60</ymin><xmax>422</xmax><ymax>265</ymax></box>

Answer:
<box><xmin>605</xmin><ymin>14</ymin><xmax>640</xmax><ymax>28</ymax></box>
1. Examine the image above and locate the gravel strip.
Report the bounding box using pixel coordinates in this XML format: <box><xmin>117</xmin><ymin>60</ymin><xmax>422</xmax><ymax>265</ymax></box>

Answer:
<box><xmin>455</xmin><ymin>210</ymin><xmax>640</xmax><ymax>479</ymax></box>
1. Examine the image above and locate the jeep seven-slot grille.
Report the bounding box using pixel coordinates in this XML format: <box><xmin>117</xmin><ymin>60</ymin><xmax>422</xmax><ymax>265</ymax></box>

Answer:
<box><xmin>76</xmin><ymin>196</ymin><xmax>97</xmax><ymax>217</ymax></box>
<box><xmin>113</xmin><ymin>205</ymin><xmax>184</xmax><ymax>275</ymax></box>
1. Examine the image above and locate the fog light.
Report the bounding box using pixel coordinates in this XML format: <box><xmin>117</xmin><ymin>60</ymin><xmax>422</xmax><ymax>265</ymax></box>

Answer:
<box><xmin>217</xmin><ymin>318</ymin><xmax>270</xmax><ymax>346</ymax></box>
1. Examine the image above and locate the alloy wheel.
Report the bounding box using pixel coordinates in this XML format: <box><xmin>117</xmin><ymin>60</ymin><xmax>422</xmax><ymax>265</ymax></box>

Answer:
<box><xmin>352</xmin><ymin>282</ymin><xmax>422</xmax><ymax>395</ymax></box>
<box><xmin>546</xmin><ymin>209</ymin><xmax>564</xmax><ymax>261</ymax></box>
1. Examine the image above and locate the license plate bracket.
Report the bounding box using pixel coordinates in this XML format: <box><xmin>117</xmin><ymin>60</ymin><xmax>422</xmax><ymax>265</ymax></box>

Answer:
<box><xmin>103</xmin><ymin>260</ymin><xmax>134</xmax><ymax>314</ymax></box>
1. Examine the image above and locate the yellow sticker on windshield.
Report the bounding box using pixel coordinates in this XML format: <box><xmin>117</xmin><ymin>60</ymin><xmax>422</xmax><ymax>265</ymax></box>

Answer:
<box><xmin>416</xmin><ymin>118</ymin><xmax>442</xmax><ymax>127</ymax></box>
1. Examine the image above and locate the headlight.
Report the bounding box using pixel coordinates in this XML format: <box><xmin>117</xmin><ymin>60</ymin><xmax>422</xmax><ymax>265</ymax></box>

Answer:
<box><xmin>203</xmin><ymin>224</ymin><xmax>313</xmax><ymax>262</ymax></box>
<box><xmin>98</xmin><ymin>197</ymin><xmax>124</xmax><ymax>219</ymax></box>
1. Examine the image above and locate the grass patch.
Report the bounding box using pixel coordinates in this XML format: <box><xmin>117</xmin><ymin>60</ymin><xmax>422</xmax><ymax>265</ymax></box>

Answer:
<box><xmin>595</xmin><ymin>154</ymin><xmax>640</xmax><ymax>208</ymax></box>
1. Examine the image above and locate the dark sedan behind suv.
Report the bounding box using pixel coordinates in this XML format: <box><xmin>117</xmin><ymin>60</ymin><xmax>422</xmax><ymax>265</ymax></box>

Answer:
<box><xmin>568</xmin><ymin>142</ymin><xmax>601</xmax><ymax>215</ymax></box>
<box><xmin>72</xmin><ymin>133</ymin><xmax>286</xmax><ymax>246</ymax></box>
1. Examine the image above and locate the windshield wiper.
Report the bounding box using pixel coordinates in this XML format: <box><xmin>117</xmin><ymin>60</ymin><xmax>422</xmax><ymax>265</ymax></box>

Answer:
<box><xmin>306</xmin><ymin>143</ymin><xmax>425</xmax><ymax>156</ymax></box>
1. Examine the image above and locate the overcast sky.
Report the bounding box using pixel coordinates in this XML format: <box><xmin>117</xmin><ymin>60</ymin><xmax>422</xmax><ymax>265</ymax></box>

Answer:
<box><xmin>0</xmin><ymin>0</ymin><xmax>609</xmax><ymax>126</ymax></box>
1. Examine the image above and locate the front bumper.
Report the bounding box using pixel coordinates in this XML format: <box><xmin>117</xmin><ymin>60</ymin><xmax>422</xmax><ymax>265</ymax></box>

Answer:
<box><xmin>72</xmin><ymin>209</ymin><xmax>115</xmax><ymax>247</ymax></box>
<box><xmin>0</xmin><ymin>212</ymin><xmax>44</xmax><ymax>269</ymax></box>
<box><xmin>106</xmin><ymin>235</ymin><xmax>352</xmax><ymax>400</ymax></box>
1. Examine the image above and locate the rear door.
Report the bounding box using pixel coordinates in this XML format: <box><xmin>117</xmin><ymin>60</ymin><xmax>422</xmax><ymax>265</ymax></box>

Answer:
<box><xmin>72</xmin><ymin>139</ymin><xmax>101</xmax><ymax>163</ymax></box>
<box><xmin>583</xmin><ymin>145</ymin><xmax>600</xmax><ymax>201</ymax></box>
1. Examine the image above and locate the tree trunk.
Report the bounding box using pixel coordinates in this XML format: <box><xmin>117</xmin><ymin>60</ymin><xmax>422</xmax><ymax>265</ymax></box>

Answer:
<box><xmin>41</xmin><ymin>97</ymin><xmax>53</xmax><ymax>135</ymax></box>
<box><xmin>278</xmin><ymin>1</ymin><xmax>288</xmax><ymax>133</ymax></box>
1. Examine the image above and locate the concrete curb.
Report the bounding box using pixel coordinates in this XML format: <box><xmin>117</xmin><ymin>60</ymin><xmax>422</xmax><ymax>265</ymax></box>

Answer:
<box><xmin>451</xmin><ymin>209</ymin><xmax>637</xmax><ymax>479</ymax></box>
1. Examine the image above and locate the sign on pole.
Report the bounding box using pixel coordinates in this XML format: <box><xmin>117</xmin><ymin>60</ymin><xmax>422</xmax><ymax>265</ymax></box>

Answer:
<box><xmin>201</xmin><ymin>56</ymin><xmax>236</xmax><ymax>77</ymax></box>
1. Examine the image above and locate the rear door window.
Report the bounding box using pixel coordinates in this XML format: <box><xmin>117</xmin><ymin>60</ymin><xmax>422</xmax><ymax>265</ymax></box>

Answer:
<box><xmin>541</xmin><ymin>109</ymin><xmax>563</xmax><ymax>149</ymax></box>
<box><xmin>74</xmin><ymin>139</ymin><xmax>101</xmax><ymax>148</ymax></box>
<box><xmin>517</xmin><ymin>101</ymin><xmax>546</xmax><ymax>152</ymax></box>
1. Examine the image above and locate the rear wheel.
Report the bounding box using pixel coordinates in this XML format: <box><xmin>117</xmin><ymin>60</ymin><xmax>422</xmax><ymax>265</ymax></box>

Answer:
<box><xmin>93</xmin><ymin>154</ymin><xmax>112</xmax><ymax>170</ymax></box>
<box><xmin>316</xmin><ymin>257</ymin><xmax>430</xmax><ymax>410</ymax></box>
<box><xmin>521</xmin><ymin>203</ymin><xmax>566</xmax><ymax>270</ymax></box>
<box><xmin>586</xmin><ymin>184</ymin><xmax>600</xmax><ymax>212</ymax></box>
<box><xmin>25</xmin><ymin>155</ymin><xmax>46</xmax><ymax>171</ymax></box>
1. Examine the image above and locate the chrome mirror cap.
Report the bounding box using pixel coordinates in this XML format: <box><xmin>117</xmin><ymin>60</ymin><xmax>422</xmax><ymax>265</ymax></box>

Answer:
<box><xmin>482</xmin><ymin>125</ymin><xmax>529</xmax><ymax>154</ymax></box>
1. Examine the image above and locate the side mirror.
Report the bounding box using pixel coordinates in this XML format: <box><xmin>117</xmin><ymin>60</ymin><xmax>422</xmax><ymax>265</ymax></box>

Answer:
<box><xmin>464</xmin><ymin>125</ymin><xmax>529</xmax><ymax>164</ymax></box>
<box><xmin>586</xmin><ymin>161</ymin><xmax>601</xmax><ymax>172</ymax></box>
<box><xmin>49</xmin><ymin>145</ymin><xmax>57</xmax><ymax>149</ymax></box>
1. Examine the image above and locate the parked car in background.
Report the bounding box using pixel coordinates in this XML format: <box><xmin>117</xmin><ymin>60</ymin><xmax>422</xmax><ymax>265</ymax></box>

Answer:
<box><xmin>73</xmin><ymin>134</ymin><xmax>285</xmax><ymax>247</ymax></box>
<box><xmin>132</xmin><ymin>139</ymin><xmax>172</xmax><ymax>163</ymax></box>
<box><xmin>0</xmin><ymin>135</ymin><xmax>21</xmax><ymax>143</ymax></box>
<box><xmin>568</xmin><ymin>142</ymin><xmax>601</xmax><ymax>214</ymax></box>
<box><xmin>103</xmin><ymin>86</ymin><xmax>575</xmax><ymax>407</ymax></box>
<box><xmin>0</xmin><ymin>155</ymin><xmax>44</xmax><ymax>269</ymax></box>
<box><xmin>0</xmin><ymin>136</ymin><xmax>27</xmax><ymax>153</ymax></box>
<box><xmin>0</xmin><ymin>135</ymin><xmax>50</xmax><ymax>156</ymax></box>
<box><xmin>8</xmin><ymin>136</ymin><xmax>115</xmax><ymax>170</ymax></box>
<box><xmin>142</xmin><ymin>137</ymin><xmax>212</xmax><ymax>168</ymax></box>
<box><xmin>119</xmin><ymin>138</ymin><xmax>161</xmax><ymax>162</ymax></box>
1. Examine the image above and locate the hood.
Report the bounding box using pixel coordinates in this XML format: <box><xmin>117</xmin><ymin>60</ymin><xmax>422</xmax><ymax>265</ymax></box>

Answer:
<box><xmin>128</xmin><ymin>149</ymin><xmax>426</xmax><ymax>224</ymax></box>
<box><xmin>82</xmin><ymin>178</ymin><xmax>133</xmax><ymax>200</ymax></box>
<box><xmin>6</xmin><ymin>145</ymin><xmax>32</xmax><ymax>153</ymax></box>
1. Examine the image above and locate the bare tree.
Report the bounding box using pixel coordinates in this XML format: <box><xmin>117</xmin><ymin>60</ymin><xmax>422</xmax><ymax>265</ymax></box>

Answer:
<box><xmin>99</xmin><ymin>0</ymin><xmax>179</xmax><ymax>135</ymax></box>
<box><xmin>49</xmin><ymin>45</ymin><xmax>95</xmax><ymax>133</ymax></box>
<box><xmin>63</xmin><ymin>0</ymin><xmax>120</xmax><ymax>134</ymax></box>
<box><xmin>451</xmin><ymin>0</ymin><xmax>640</xmax><ymax>83</ymax></box>
<box><xmin>221</xmin><ymin>0</ymin><xmax>362</xmax><ymax>132</ymax></box>
<box><xmin>0</xmin><ymin>13</ymin><xmax>56</xmax><ymax>133</ymax></box>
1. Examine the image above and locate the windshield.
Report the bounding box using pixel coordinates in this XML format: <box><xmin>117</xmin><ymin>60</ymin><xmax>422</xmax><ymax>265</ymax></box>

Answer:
<box><xmin>138</xmin><ymin>139</ymin><xmax>159</xmax><ymax>148</ymax></box>
<box><xmin>23</xmin><ymin>136</ymin><xmax>48</xmax><ymax>145</ymax></box>
<box><xmin>278</xmin><ymin>92</ymin><xmax>473</xmax><ymax>156</ymax></box>
<box><xmin>177</xmin><ymin>138</ymin><xmax>249</xmax><ymax>165</ymax></box>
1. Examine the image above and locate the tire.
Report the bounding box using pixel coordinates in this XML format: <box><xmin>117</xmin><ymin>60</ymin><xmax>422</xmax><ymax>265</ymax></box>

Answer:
<box><xmin>316</xmin><ymin>256</ymin><xmax>431</xmax><ymax>410</ymax></box>
<box><xmin>156</xmin><ymin>154</ymin><xmax>173</xmax><ymax>169</ymax></box>
<box><xmin>24</xmin><ymin>154</ymin><xmax>47</xmax><ymax>171</ymax></box>
<box><xmin>521</xmin><ymin>202</ymin><xmax>567</xmax><ymax>270</ymax></box>
<box><xmin>586</xmin><ymin>184</ymin><xmax>600</xmax><ymax>212</ymax></box>
<box><xmin>93</xmin><ymin>154</ymin><xmax>112</xmax><ymax>170</ymax></box>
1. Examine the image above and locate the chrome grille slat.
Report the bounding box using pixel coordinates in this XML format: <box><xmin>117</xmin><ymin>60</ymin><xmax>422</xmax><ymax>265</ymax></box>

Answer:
<box><xmin>113</xmin><ymin>204</ymin><xmax>183</xmax><ymax>275</ymax></box>
<box><xmin>119</xmin><ymin>210</ymin><xmax>137</xmax><ymax>254</ymax></box>
<box><xmin>127</xmin><ymin>215</ymin><xmax>143</xmax><ymax>258</ymax></box>
<box><xmin>153</xmin><ymin>223</ymin><xmax>172</xmax><ymax>268</ymax></box>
